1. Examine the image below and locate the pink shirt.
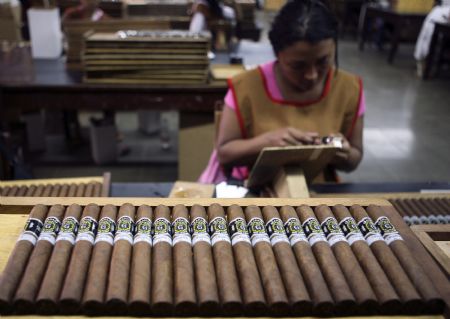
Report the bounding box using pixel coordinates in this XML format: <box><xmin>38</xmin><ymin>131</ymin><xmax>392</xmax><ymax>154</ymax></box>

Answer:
<box><xmin>224</xmin><ymin>61</ymin><xmax>366</xmax><ymax>116</ymax></box>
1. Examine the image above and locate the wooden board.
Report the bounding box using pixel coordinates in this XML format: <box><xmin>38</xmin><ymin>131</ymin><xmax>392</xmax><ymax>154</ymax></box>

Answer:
<box><xmin>247</xmin><ymin>145</ymin><xmax>340</xmax><ymax>189</ymax></box>
<box><xmin>411</xmin><ymin>224</ymin><xmax>450</xmax><ymax>276</ymax></box>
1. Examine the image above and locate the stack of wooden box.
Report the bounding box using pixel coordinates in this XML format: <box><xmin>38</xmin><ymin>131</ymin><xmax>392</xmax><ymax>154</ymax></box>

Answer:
<box><xmin>83</xmin><ymin>30</ymin><xmax>211</xmax><ymax>84</ymax></box>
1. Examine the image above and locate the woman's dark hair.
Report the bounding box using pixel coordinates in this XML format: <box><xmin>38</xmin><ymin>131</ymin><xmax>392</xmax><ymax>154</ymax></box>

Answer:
<box><xmin>268</xmin><ymin>0</ymin><xmax>338</xmax><ymax>55</ymax></box>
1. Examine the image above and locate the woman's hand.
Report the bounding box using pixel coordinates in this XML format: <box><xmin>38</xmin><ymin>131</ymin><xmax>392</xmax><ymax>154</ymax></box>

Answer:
<box><xmin>258</xmin><ymin>127</ymin><xmax>319</xmax><ymax>147</ymax></box>
<box><xmin>329</xmin><ymin>132</ymin><xmax>362</xmax><ymax>172</ymax></box>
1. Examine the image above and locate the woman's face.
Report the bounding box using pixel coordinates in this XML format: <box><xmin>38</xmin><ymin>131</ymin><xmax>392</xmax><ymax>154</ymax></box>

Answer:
<box><xmin>277</xmin><ymin>39</ymin><xmax>335</xmax><ymax>92</ymax></box>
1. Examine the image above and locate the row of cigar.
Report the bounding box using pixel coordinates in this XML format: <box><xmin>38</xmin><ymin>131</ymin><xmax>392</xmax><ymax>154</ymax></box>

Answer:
<box><xmin>0</xmin><ymin>182</ymin><xmax>103</xmax><ymax>197</ymax></box>
<box><xmin>0</xmin><ymin>203</ymin><xmax>444</xmax><ymax>316</ymax></box>
<box><xmin>389</xmin><ymin>197</ymin><xmax>450</xmax><ymax>225</ymax></box>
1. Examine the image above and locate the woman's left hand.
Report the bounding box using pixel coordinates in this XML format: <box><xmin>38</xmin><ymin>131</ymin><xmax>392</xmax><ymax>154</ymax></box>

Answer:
<box><xmin>329</xmin><ymin>133</ymin><xmax>351</xmax><ymax>164</ymax></box>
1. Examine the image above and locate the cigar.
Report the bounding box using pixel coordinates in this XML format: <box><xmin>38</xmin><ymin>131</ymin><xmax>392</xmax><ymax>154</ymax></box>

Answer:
<box><xmin>59</xmin><ymin>204</ymin><xmax>101</xmax><ymax>314</ymax></box>
<box><xmin>419</xmin><ymin>199</ymin><xmax>446</xmax><ymax>224</ymax></box>
<box><xmin>262</xmin><ymin>206</ymin><xmax>312</xmax><ymax>315</ymax></box>
<box><xmin>394</xmin><ymin>199</ymin><xmax>420</xmax><ymax>225</ymax></box>
<box><xmin>208</xmin><ymin>204</ymin><xmax>243</xmax><ymax>316</ymax></box>
<box><xmin>14</xmin><ymin>205</ymin><xmax>66</xmax><ymax>314</ymax></box>
<box><xmin>0</xmin><ymin>204</ymin><xmax>48</xmax><ymax>314</ymax></box>
<box><xmin>67</xmin><ymin>184</ymin><xmax>77</xmax><ymax>197</ymax></box>
<box><xmin>93</xmin><ymin>182</ymin><xmax>102</xmax><ymax>197</ymax></box>
<box><xmin>82</xmin><ymin>204</ymin><xmax>118</xmax><ymax>315</ymax></box>
<box><xmin>244</xmin><ymin>205</ymin><xmax>289</xmax><ymax>316</ymax></box>
<box><xmin>349</xmin><ymin>205</ymin><xmax>423</xmax><ymax>314</ymax></box>
<box><xmin>366</xmin><ymin>205</ymin><xmax>445</xmax><ymax>314</ymax></box>
<box><xmin>0</xmin><ymin>186</ymin><xmax>5</xmax><ymax>196</ymax></box>
<box><xmin>296</xmin><ymin>205</ymin><xmax>356</xmax><ymax>315</ymax></box>
<box><xmin>389</xmin><ymin>200</ymin><xmax>411</xmax><ymax>225</ymax></box>
<box><xmin>189</xmin><ymin>205</ymin><xmax>220</xmax><ymax>315</ymax></box>
<box><xmin>129</xmin><ymin>205</ymin><xmax>153</xmax><ymax>316</ymax></box>
<box><xmin>36</xmin><ymin>204</ymin><xmax>83</xmax><ymax>315</ymax></box>
<box><xmin>33</xmin><ymin>185</ymin><xmax>45</xmax><ymax>197</ymax></box>
<box><xmin>227</xmin><ymin>205</ymin><xmax>267</xmax><ymax>316</ymax></box>
<box><xmin>75</xmin><ymin>184</ymin><xmax>86</xmax><ymax>197</ymax></box>
<box><xmin>50</xmin><ymin>184</ymin><xmax>61</xmax><ymax>197</ymax></box>
<box><xmin>279</xmin><ymin>206</ymin><xmax>333</xmax><ymax>316</ymax></box>
<box><xmin>17</xmin><ymin>185</ymin><xmax>28</xmax><ymax>197</ymax></box>
<box><xmin>332</xmin><ymin>205</ymin><xmax>401</xmax><ymax>314</ymax></box>
<box><xmin>6</xmin><ymin>186</ymin><xmax>19</xmax><ymax>196</ymax></box>
<box><xmin>404</xmin><ymin>199</ymin><xmax>429</xmax><ymax>224</ymax></box>
<box><xmin>25</xmin><ymin>185</ymin><xmax>36</xmax><ymax>196</ymax></box>
<box><xmin>84</xmin><ymin>183</ymin><xmax>95</xmax><ymax>197</ymax></box>
<box><xmin>314</xmin><ymin>205</ymin><xmax>377</xmax><ymax>314</ymax></box>
<box><xmin>172</xmin><ymin>205</ymin><xmax>197</xmax><ymax>316</ymax></box>
<box><xmin>106</xmin><ymin>203</ymin><xmax>135</xmax><ymax>315</ymax></box>
<box><xmin>59</xmin><ymin>184</ymin><xmax>70</xmax><ymax>197</ymax></box>
<box><xmin>151</xmin><ymin>205</ymin><xmax>173</xmax><ymax>315</ymax></box>
<box><xmin>42</xmin><ymin>185</ymin><xmax>53</xmax><ymax>197</ymax></box>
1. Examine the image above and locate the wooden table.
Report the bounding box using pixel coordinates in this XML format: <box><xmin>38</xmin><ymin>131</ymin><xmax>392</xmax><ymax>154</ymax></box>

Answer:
<box><xmin>0</xmin><ymin>50</ymin><xmax>228</xmax><ymax>180</ymax></box>
<box><xmin>358</xmin><ymin>5</ymin><xmax>426</xmax><ymax>63</ymax></box>
<box><xmin>0</xmin><ymin>196</ymin><xmax>448</xmax><ymax>318</ymax></box>
<box><xmin>424</xmin><ymin>21</ymin><xmax>450</xmax><ymax>79</ymax></box>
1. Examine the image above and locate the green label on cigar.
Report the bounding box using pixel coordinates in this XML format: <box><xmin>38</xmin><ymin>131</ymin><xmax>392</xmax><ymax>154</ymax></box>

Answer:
<box><xmin>95</xmin><ymin>217</ymin><xmax>116</xmax><ymax>245</ymax></box>
<box><xmin>248</xmin><ymin>217</ymin><xmax>270</xmax><ymax>247</ymax></box>
<box><xmin>115</xmin><ymin>216</ymin><xmax>134</xmax><ymax>244</ymax></box>
<box><xmin>134</xmin><ymin>217</ymin><xmax>152</xmax><ymax>246</ymax></box>
<box><xmin>229</xmin><ymin>217</ymin><xmax>251</xmax><ymax>246</ymax></box>
<box><xmin>266</xmin><ymin>218</ymin><xmax>289</xmax><ymax>246</ymax></box>
<box><xmin>19</xmin><ymin>218</ymin><xmax>44</xmax><ymax>245</ymax></box>
<box><xmin>190</xmin><ymin>217</ymin><xmax>211</xmax><ymax>246</ymax></box>
<box><xmin>284</xmin><ymin>218</ymin><xmax>307</xmax><ymax>246</ymax></box>
<box><xmin>321</xmin><ymin>217</ymin><xmax>347</xmax><ymax>247</ymax></box>
<box><xmin>56</xmin><ymin>216</ymin><xmax>79</xmax><ymax>245</ymax></box>
<box><xmin>357</xmin><ymin>217</ymin><xmax>384</xmax><ymax>246</ymax></box>
<box><xmin>375</xmin><ymin>216</ymin><xmax>403</xmax><ymax>245</ymax></box>
<box><xmin>38</xmin><ymin>216</ymin><xmax>62</xmax><ymax>245</ymax></box>
<box><xmin>76</xmin><ymin>216</ymin><xmax>98</xmax><ymax>244</ymax></box>
<box><xmin>209</xmin><ymin>217</ymin><xmax>231</xmax><ymax>246</ymax></box>
<box><xmin>173</xmin><ymin>217</ymin><xmax>191</xmax><ymax>245</ymax></box>
<box><xmin>339</xmin><ymin>217</ymin><xmax>364</xmax><ymax>246</ymax></box>
<box><xmin>302</xmin><ymin>218</ymin><xmax>327</xmax><ymax>246</ymax></box>
<box><xmin>153</xmin><ymin>217</ymin><xmax>172</xmax><ymax>246</ymax></box>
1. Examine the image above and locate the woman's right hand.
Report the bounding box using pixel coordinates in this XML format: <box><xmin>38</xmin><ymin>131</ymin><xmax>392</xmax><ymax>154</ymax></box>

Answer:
<box><xmin>258</xmin><ymin>127</ymin><xmax>319</xmax><ymax>147</ymax></box>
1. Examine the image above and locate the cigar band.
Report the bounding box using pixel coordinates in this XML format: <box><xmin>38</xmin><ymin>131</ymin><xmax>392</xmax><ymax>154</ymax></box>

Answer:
<box><xmin>76</xmin><ymin>216</ymin><xmax>98</xmax><ymax>244</ymax></box>
<box><xmin>19</xmin><ymin>218</ymin><xmax>44</xmax><ymax>245</ymax></box>
<box><xmin>357</xmin><ymin>217</ymin><xmax>384</xmax><ymax>246</ymax></box>
<box><xmin>173</xmin><ymin>217</ymin><xmax>192</xmax><ymax>245</ymax></box>
<box><xmin>190</xmin><ymin>217</ymin><xmax>211</xmax><ymax>245</ymax></box>
<box><xmin>56</xmin><ymin>216</ymin><xmax>79</xmax><ymax>244</ymax></box>
<box><xmin>320</xmin><ymin>217</ymin><xmax>347</xmax><ymax>247</ymax></box>
<box><xmin>209</xmin><ymin>217</ymin><xmax>231</xmax><ymax>246</ymax></box>
<box><xmin>95</xmin><ymin>217</ymin><xmax>116</xmax><ymax>245</ymax></box>
<box><xmin>247</xmin><ymin>217</ymin><xmax>270</xmax><ymax>246</ymax></box>
<box><xmin>284</xmin><ymin>218</ymin><xmax>308</xmax><ymax>246</ymax></box>
<box><xmin>302</xmin><ymin>218</ymin><xmax>327</xmax><ymax>246</ymax></box>
<box><xmin>266</xmin><ymin>217</ymin><xmax>289</xmax><ymax>246</ymax></box>
<box><xmin>375</xmin><ymin>216</ymin><xmax>403</xmax><ymax>245</ymax></box>
<box><xmin>338</xmin><ymin>217</ymin><xmax>364</xmax><ymax>246</ymax></box>
<box><xmin>153</xmin><ymin>217</ymin><xmax>172</xmax><ymax>246</ymax></box>
<box><xmin>115</xmin><ymin>216</ymin><xmax>135</xmax><ymax>244</ymax></box>
<box><xmin>134</xmin><ymin>217</ymin><xmax>152</xmax><ymax>246</ymax></box>
<box><xmin>38</xmin><ymin>216</ymin><xmax>62</xmax><ymax>245</ymax></box>
<box><xmin>229</xmin><ymin>217</ymin><xmax>251</xmax><ymax>246</ymax></box>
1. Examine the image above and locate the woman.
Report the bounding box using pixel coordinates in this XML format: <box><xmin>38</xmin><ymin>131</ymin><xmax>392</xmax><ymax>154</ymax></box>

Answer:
<box><xmin>200</xmin><ymin>0</ymin><xmax>364</xmax><ymax>184</ymax></box>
